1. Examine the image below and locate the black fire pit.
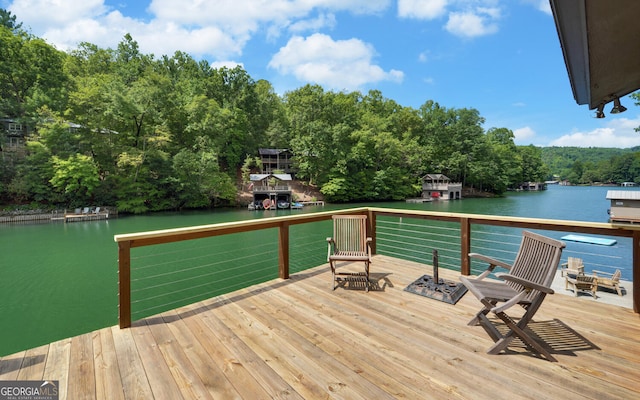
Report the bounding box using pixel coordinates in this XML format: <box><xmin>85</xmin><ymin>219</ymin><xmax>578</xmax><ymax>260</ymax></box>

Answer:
<box><xmin>403</xmin><ymin>250</ymin><xmax>468</xmax><ymax>305</ymax></box>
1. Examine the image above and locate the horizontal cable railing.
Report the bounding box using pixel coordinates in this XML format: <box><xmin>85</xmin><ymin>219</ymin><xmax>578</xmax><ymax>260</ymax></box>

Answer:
<box><xmin>376</xmin><ymin>217</ymin><xmax>461</xmax><ymax>270</ymax></box>
<box><xmin>115</xmin><ymin>207</ymin><xmax>640</xmax><ymax>327</ymax></box>
<box><xmin>377</xmin><ymin>218</ymin><xmax>629</xmax><ymax>280</ymax></box>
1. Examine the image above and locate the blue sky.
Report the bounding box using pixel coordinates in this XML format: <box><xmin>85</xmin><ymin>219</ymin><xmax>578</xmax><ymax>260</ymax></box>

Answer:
<box><xmin>4</xmin><ymin>0</ymin><xmax>640</xmax><ymax>148</ymax></box>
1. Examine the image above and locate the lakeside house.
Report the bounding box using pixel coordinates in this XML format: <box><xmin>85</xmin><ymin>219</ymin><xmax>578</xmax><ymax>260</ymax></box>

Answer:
<box><xmin>259</xmin><ymin>148</ymin><xmax>293</xmax><ymax>174</ymax></box>
<box><xmin>0</xmin><ymin>118</ymin><xmax>29</xmax><ymax>159</ymax></box>
<box><xmin>249</xmin><ymin>173</ymin><xmax>293</xmax><ymax>209</ymax></box>
<box><xmin>607</xmin><ymin>190</ymin><xmax>640</xmax><ymax>223</ymax></box>
<box><xmin>421</xmin><ymin>174</ymin><xmax>462</xmax><ymax>200</ymax></box>
<box><xmin>516</xmin><ymin>181</ymin><xmax>547</xmax><ymax>191</ymax></box>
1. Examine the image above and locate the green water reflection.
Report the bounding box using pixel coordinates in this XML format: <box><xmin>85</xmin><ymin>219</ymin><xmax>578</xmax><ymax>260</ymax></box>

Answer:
<box><xmin>0</xmin><ymin>185</ymin><xmax>627</xmax><ymax>356</ymax></box>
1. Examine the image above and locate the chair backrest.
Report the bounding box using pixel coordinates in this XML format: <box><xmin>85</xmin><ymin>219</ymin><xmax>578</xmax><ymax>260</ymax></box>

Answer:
<box><xmin>332</xmin><ymin>215</ymin><xmax>369</xmax><ymax>253</ymax></box>
<box><xmin>508</xmin><ymin>231</ymin><xmax>566</xmax><ymax>302</ymax></box>
<box><xmin>611</xmin><ymin>269</ymin><xmax>621</xmax><ymax>282</ymax></box>
<box><xmin>567</xmin><ymin>257</ymin><xmax>583</xmax><ymax>269</ymax></box>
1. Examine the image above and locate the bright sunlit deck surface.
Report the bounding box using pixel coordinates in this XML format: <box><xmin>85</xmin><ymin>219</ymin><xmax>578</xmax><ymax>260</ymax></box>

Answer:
<box><xmin>1</xmin><ymin>254</ymin><xmax>639</xmax><ymax>399</ymax></box>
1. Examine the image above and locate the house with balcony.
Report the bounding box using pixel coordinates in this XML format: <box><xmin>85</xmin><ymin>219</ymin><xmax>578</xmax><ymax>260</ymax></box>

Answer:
<box><xmin>421</xmin><ymin>173</ymin><xmax>462</xmax><ymax>200</ymax></box>
<box><xmin>1</xmin><ymin>118</ymin><xmax>29</xmax><ymax>158</ymax></box>
<box><xmin>249</xmin><ymin>173</ymin><xmax>293</xmax><ymax>209</ymax></box>
<box><xmin>259</xmin><ymin>148</ymin><xmax>293</xmax><ymax>174</ymax></box>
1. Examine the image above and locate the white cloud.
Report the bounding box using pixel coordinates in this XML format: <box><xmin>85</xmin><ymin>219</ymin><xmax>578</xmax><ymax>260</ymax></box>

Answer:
<box><xmin>550</xmin><ymin>116</ymin><xmax>640</xmax><ymax>148</ymax></box>
<box><xmin>398</xmin><ymin>0</ymin><xmax>448</xmax><ymax>19</ymax></box>
<box><xmin>7</xmin><ymin>0</ymin><xmax>392</xmax><ymax>59</ymax></box>
<box><xmin>523</xmin><ymin>0</ymin><xmax>551</xmax><ymax>15</ymax></box>
<box><xmin>147</xmin><ymin>0</ymin><xmax>389</xmax><ymax>31</ymax></box>
<box><xmin>514</xmin><ymin>126</ymin><xmax>536</xmax><ymax>143</ymax></box>
<box><xmin>445</xmin><ymin>10</ymin><xmax>499</xmax><ymax>38</ymax></box>
<box><xmin>289</xmin><ymin>13</ymin><xmax>337</xmax><ymax>33</ymax></box>
<box><xmin>210</xmin><ymin>61</ymin><xmax>245</xmax><ymax>70</ymax></box>
<box><xmin>268</xmin><ymin>33</ymin><xmax>403</xmax><ymax>90</ymax></box>
<box><xmin>9</xmin><ymin>0</ymin><xmax>107</xmax><ymax>26</ymax></box>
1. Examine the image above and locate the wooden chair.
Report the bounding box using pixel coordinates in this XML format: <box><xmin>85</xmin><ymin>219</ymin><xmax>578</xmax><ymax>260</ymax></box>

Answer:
<box><xmin>560</xmin><ymin>256</ymin><xmax>585</xmax><ymax>277</ymax></box>
<box><xmin>326</xmin><ymin>215</ymin><xmax>372</xmax><ymax>292</ymax></box>
<box><xmin>460</xmin><ymin>231</ymin><xmax>566</xmax><ymax>362</ymax></box>
<box><xmin>565</xmin><ymin>274</ymin><xmax>598</xmax><ymax>299</ymax></box>
<box><xmin>592</xmin><ymin>269</ymin><xmax>623</xmax><ymax>296</ymax></box>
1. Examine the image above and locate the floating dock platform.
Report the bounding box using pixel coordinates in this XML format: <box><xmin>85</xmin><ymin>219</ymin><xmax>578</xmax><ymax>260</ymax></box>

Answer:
<box><xmin>561</xmin><ymin>234</ymin><xmax>617</xmax><ymax>246</ymax></box>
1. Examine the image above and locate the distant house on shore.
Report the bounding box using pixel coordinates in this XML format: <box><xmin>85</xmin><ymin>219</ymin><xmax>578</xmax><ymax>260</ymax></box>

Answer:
<box><xmin>1</xmin><ymin>118</ymin><xmax>29</xmax><ymax>158</ymax></box>
<box><xmin>421</xmin><ymin>174</ymin><xmax>462</xmax><ymax>200</ymax></box>
<box><xmin>259</xmin><ymin>149</ymin><xmax>293</xmax><ymax>174</ymax></box>
<box><xmin>516</xmin><ymin>182</ymin><xmax>547</xmax><ymax>191</ymax></box>
<box><xmin>249</xmin><ymin>173</ymin><xmax>293</xmax><ymax>210</ymax></box>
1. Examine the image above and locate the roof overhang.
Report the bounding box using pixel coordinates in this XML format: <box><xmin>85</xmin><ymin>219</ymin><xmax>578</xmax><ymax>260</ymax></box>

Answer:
<box><xmin>550</xmin><ymin>0</ymin><xmax>640</xmax><ymax>110</ymax></box>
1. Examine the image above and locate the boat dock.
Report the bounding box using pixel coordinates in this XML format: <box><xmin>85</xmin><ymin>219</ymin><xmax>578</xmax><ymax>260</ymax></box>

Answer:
<box><xmin>0</xmin><ymin>212</ymin><xmax>64</xmax><ymax>223</ymax></box>
<box><xmin>62</xmin><ymin>207</ymin><xmax>110</xmax><ymax>222</ymax></box>
<box><xmin>299</xmin><ymin>200</ymin><xmax>324</xmax><ymax>206</ymax></box>
<box><xmin>405</xmin><ymin>198</ymin><xmax>433</xmax><ymax>203</ymax></box>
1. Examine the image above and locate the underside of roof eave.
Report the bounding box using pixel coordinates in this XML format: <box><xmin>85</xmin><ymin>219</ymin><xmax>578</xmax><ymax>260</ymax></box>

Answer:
<box><xmin>550</xmin><ymin>0</ymin><xmax>591</xmax><ymax>107</ymax></box>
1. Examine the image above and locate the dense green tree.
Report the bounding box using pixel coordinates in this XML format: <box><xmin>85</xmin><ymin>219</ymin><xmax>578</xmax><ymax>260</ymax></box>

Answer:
<box><xmin>517</xmin><ymin>145</ymin><xmax>548</xmax><ymax>183</ymax></box>
<box><xmin>0</xmin><ymin>26</ymin><xmax>69</xmax><ymax>120</ymax></box>
<box><xmin>171</xmin><ymin>136</ymin><xmax>236</xmax><ymax>208</ymax></box>
<box><xmin>9</xmin><ymin>141</ymin><xmax>58</xmax><ymax>203</ymax></box>
<box><xmin>49</xmin><ymin>153</ymin><xmax>99</xmax><ymax>206</ymax></box>
<box><xmin>7</xmin><ymin>22</ymin><xmax>638</xmax><ymax>211</ymax></box>
<box><xmin>0</xmin><ymin>8</ymin><xmax>22</xmax><ymax>32</ymax></box>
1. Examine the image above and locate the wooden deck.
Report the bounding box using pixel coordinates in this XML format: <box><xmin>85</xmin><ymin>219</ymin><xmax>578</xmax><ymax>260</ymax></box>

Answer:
<box><xmin>1</xmin><ymin>255</ymin><xmax>639</xmax><ymax>399</ymax></box>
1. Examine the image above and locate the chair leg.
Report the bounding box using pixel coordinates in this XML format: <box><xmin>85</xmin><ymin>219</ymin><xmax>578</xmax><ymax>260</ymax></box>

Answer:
<box><xmin>488</xmin><ymin>321</ymin><xmax>557</xmax><ymax>362</ymax></box>
<box><xmin>364</xmin><ymin>261</ymin><xmax>369</xmax><ymax>292</ymax></box>
<box><xmin>490</xmin><ymin>300</ymin><xmax>557</xmax><ymax>362</ymax></box>
<box><xmin>330</xmin><ymin>261</ymin><xmax>336</xmax><ymax>290</ymax></box>
<box><xmin>468</xmin><ymin>307</ymin><xmax>490</xmax><ymax>326</ymax></box>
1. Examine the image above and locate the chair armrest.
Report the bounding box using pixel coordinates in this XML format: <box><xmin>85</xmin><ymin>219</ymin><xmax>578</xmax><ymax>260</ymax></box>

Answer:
<box><xmin>469</xmin><ymin>253</ymin><xmax>513</xmax><ymax>271</ymax></box>
<box><xmin>591</xmin><ymin>270</ymin><xmax>613</xmax><ymax>278</ymax></box>
<box><xmin>495</xmin><ymin>273</ymin><xmax>554</xmax><ymax>294</ymax></box>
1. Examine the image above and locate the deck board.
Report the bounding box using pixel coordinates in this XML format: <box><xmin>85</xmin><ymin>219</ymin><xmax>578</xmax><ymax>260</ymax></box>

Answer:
<box><xmin>2</xmin><ymin>255</ymin><xmax>640</xmax><ymax>399</ymax></box>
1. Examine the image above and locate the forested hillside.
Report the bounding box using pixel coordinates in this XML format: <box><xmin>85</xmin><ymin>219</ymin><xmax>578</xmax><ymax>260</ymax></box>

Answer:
<box><xmin>1</xmin><ymin>9</ymin><xmax>637</xmax><ymax>212</ymax></box>
<box><xmin>541</xmin><ymin>147</ymin><xmax>640</xmax><ymax>184</ymax></box>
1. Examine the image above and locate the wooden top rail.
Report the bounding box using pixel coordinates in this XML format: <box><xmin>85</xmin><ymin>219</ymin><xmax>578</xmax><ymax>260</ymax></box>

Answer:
<box><xmin>113</xmin><ymin>208</ymin><xmax>369</xmax><ymax>248</ymax></box>
<box><xmin>115</xmin><ymin>207</ymin><xmax>640</xmax><ymax>328</ymax></box>
<box><xmin>368</xmin><ymin>207</ymin><xmax>640</xmax><ymax>237</ymax></box>
<box><xmin>114</xmin><ymin>207</ymin><xmax>640</xmax><ymax>247</ymax></box>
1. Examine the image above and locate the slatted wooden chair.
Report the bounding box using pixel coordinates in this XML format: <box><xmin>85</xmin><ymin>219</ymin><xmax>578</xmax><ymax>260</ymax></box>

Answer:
<box><xmin>560</xmin><ymin>256</ymin><xmax>585</xmax><ymax>277</ymax></box>
<box><xmin>592</xmin><ymin>269</ymin><xmax>623</xmax><ymax>296</ymax></box>
<box><xmin>326</xmin><ymin>215</ymin><xmax>372</xmax><ymax>292</ymax></box>
<box><xmin>460</xmin><ymin>231</ymin><xmax>566</xmax><ymax>362</ymax></box>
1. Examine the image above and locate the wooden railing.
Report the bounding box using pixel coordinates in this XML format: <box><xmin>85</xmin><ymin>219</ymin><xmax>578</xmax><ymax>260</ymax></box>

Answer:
<box><xmin>114</xmin><ymin>207</ymin><xmax>640</xmax><ymax>327</ymax></box>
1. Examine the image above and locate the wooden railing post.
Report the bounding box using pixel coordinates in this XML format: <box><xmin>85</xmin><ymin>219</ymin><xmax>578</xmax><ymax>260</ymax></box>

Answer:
<box><xmin>368</xmin><ymin>210</ymin><xmax>377</xmax><ymax>255</ymax></box>
<box><xmin>460</xmin><ymin>217</ymin><xmax>471</xmax><ymax>275</ymax></box>
<box><xmin>118</xmin><ymin>241</ymin><xmax>132</xmax><ymax>328</ymax></box>
<box><xmin>633</xmin><ymin>231</ymin><xmax>639</xmax><ymax>313</ymax></box>
<box><xmin>279</xmin><ymin>222</ymin><xmax>290</xmax><ymax>279</ymax></box>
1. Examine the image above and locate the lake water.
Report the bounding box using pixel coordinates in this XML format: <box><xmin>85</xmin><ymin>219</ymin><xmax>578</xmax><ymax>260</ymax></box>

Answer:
<box><xmin>0</xmin><ymin>184</ymin><xmax>630</xmax><ymax>356</ymax></box>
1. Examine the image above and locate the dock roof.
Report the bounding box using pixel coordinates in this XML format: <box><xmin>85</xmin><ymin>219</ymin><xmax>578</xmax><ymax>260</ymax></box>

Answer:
<box><xmin>606</xmin><ymin>190</ymin><xmax>640</xmax><ymax>200</ymax></box>
<box><xmin>250</xmin><ymin>173</ymin><xmax>292</xmax><ymax>182</ymax></box>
